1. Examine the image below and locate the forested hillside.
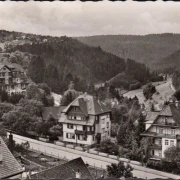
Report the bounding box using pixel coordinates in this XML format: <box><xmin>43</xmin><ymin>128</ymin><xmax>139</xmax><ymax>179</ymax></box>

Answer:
<box><xmin>75</xmin><ymin>34</ymin><xmax>180</xmax><ymax>72</ymax></box>
<box><xmin>0</xmin><ymin>30</ymin><xmax>160</xmax><ymax>93</ymax></box>
<box><xmin>172</xmin><ymin>70</ymin><xmax>180</xmax><ymax>91</ymax></box>
<box><xmin>155</xmin><ymin>49</ymin><xmax>180</xmax><ymax>74</ymax></box>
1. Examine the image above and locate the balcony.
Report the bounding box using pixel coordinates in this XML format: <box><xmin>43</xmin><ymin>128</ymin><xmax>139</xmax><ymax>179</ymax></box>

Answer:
<box><xmin>75</xmin><ymin>130</ymin><xmax>95</xmax><ymax>135</ymax></box>
<box><xmin>149</xmin><ymin>144</ymin><xmax>162</xmax><ymax>150</ymax></box>
<box><xmin>75</xmin><ymin>130</ymin><xmax>85</xmax><ymax>135</ymax></box>
<box><xmin>154</xmin><ymin>122</ymin><xmax>178</xmax><ymax>127</ymax></box>
<box><xmin>142</xmin><ymin>132</ymin><xmax>177</xmax><ymax>139</ymax></box>
<box><xmin>86</xmin><ymin>131</ymin><xmax>95</xmax><ymax>135</ymax></box>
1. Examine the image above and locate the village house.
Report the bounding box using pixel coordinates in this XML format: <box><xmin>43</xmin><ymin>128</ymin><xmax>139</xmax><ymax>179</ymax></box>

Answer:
<box><xmin>0</xmin><ymin>136</ymin><xmax>24</xmax><ymax>179</ymax></box>
<box><xmin>141</xmin><ymin>102</ymin><xmax>180</xmax><ymax>159</ymax></box>
<box><xmin>59</xmin><ymin>93</ymin><xmax>111</xmax><ymax>147</ymax></box>
<box><xmin>0</xmin><ymin>63</ymin><xmax>29</xmax><ymax>95</ymax></box>
<box><xmin>30</xmin><ymin>157</ymin><xmax>94</xmax><ymax>179</ymax></box>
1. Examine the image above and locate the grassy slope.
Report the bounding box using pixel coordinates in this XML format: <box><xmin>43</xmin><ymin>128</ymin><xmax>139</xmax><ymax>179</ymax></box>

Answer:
<box><xmin>123</xmin><ymin>78</ymin><xmax>174</xmax><ymax>108</ymax></box>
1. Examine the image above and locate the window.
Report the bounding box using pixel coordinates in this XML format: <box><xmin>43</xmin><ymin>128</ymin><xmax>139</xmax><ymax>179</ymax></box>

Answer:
<box><xmin>159</xmin><ymin>139</ymin><xmax>162</xmax><ymax>146</ymax></box>
<box><xmin>102</xmin><ymin>128</ymin><xmax>105</xmax><ymax>133</ymax></box>
<box><xmin>76</xmin><ymin>116</ymin><xmax>81</xmax><ymax>120</ymax></box>
<box><xmin>107</xmin><ymin>114</ymin><xmax>109</xmax><ymax>118</ymax></box>
<box><xmin>68</xmin><ymin>116</ymin><xmax>72</xmax><ymax>120</ymax></box>
<box><xmin>92</xmin><ymin>126</ymin><xmax>94</xmax><ymax>131</ymax></box>
<box><xmin>77</xmin><ymin>135</ymin><xmax>87</xmax><ymax>141</ymax></box>
<box><xmin>74</xmin><ymin>107</ymin><xmax>78</xmax><ymax>111</ymax></box>
<box><xmin>170</xmin><ymin>140</ymin><xmax>174</xmax><ymax>147</ymax></box>
<box><xmin>2</xmin><ymin>73</ymin><xmax>5</xmax><ymax>77</ymax></box>
<box><xmin>102</xmin><ymin>119</ymin><xmax>105</xmax><ymax>124</ymax></box>
<box><xmin>66</xmin><ymin>133</ymin><xmax>75</xmax><ymax>139</ymax></box>
<box><xmin>159</xmin><ymin>128</ymin><xmax>163</xmax><ymax>134</ymax></box>
<box><xmin>171</xmin><ymin>128</ymin><xmax>176</xmax><ymax>135</ymax></box>
<box><xmin>11</xmin><ymin>85</ymin><xmax>14</xmax><ymax>89</ymax></box>
<box><xmin>83</xmin><ymin>126</ymin><xmax>86</xmax><ymax>131</ymax></box>
<box><xmin>107</xmin><ymin>122</ymin><xmax>109</xmax><ymax>128</ymax></box>
<box><xmin>87</xmin><ymin>126</ymin><xmax>90</xmax><ymax>131</ymax></box>
<box><xmin>95</xmin><ymin>116</ymin><xmax>99</xmax><ymax>121</ymax></box>
<box><xmin>159</xmin><ymin>152</ymin><xmax>162</xmax><ymax>157</ymax></box>
<box><xmin>165</xmin><ymin>140</ymin><xmax>169</xmax><ymax>145</ymax></box>
<box><xmin>67</xmin><ymin>124</ymin><xmax>73</xmax><ymax>129</ymax></box>
<box><xmin>93</xmin><ymin>135</ymin><xmax>95</xmax><ymax>141</ymax></box>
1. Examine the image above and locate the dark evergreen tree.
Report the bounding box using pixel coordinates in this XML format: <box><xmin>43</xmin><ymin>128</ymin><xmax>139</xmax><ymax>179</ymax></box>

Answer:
<box><xmin>27</xmin><ymin>56</ymin><xmax>46</xmax><ymax>83</ymax></box>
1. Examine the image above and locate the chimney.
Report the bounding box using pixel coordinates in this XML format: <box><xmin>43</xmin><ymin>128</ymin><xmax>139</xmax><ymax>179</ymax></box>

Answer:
<box><xmin>9</xmin><ymin>131</ymin><xmax>14</xmax><ymax>153</ymax></box>
<box><xmin>0</xmin><ymin>140</ymin><xmax>3</xmax><ymax>162</ymax></box>
<box><xmin>75</xmin><ymin>169</ymin><xmax>81</xmax><ymax>179</ymax></box>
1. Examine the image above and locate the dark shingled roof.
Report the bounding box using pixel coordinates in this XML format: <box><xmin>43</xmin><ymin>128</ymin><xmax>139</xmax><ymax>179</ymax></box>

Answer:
<box><xmin>0</xmin><ymin>137</ymin><xmax>24</xmax><ymax>179</ymax></box>
<box><xmin>159</xmin><ymin>105</ymin><xmax>172</xmax><ymax>116</ymax></box>
<box><xmin>145</xmin><ymin>111</ymin><xmax>159</xmax><ymax>122</ymax></box>
<box><xmin>30</xmin><ymin>157</ymin><xmax>94</xmax><ymax>180</ymax></box>
<box><xmin>62</xmin><ymin>93</ymin><xmax>111</xmax><ymax>116</ymax></box>
<box><xmin>169</xmin><ymin>103</ymin><xmax>180</xmax><ymax>127</ymax></box>
<box><xmin>42</xmin><ymin>106</ymin><xmax>67</xmax><ymax>120</ymax></box>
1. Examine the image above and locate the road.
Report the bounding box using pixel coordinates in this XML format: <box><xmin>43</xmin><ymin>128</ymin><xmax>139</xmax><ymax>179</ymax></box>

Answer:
<box><xmin>10</xmin><ymin>133</ymin><xmax>179</xmax><ymax>179</ymax></box>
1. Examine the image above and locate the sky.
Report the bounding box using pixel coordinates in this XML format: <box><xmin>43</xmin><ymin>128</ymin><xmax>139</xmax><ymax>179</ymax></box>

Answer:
<box><xmin>0</xmin><ymin>1</ymin><xmax>180</xmax><ymax>37</ymax></box>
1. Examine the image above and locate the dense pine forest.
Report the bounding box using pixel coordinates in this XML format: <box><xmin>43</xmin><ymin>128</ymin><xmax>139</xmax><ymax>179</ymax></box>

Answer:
<box><xmin>76</xmin><ymin>33</ymin><xmax>180</xmax><ymax>73</ymax></box>
<box><xmin>0</xmin><ymin>30</ymin><xmax>161</xmax><ymax>93</ymax></box>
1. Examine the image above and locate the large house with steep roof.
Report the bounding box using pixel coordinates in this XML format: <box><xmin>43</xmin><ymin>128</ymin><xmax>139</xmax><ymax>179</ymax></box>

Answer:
<box><xmin>141</xmin><ymin>102</ymin><xmax>180</xmax><ymax>159</ymax></box>
<box><xmin>0</xmin><ymin>137</ymin><xmax>24</xmax><ymax>179</ymax></box>
<box><xmin>0</xmin><ymin>63</ymin><xmax>29</xmax><ymax>96</ymax></box>
<box><xmin>59</xmin><ymin>93</ymin><xmax>111</xmax><ymax>146</ymax></box>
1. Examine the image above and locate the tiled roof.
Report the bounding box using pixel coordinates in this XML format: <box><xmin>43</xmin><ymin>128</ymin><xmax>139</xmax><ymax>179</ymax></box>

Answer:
<box><xmin>142</xmin><ymin>103</ymin><xmax>180</xmax><ymax>135</ymax></box>
<box><xmin>0</xmin><ymin>63</ymin><xmax>24</xmax><ymax>72</ymax></box>
<box><xmin>30</xmin><ymin>157</ymin><xmax>94</xmax><ymax>180</ymax></box>
<box><xmin>145</xmin><ymin>111</ymin><xmax>159</xmax><ymax>122</ymax></box>
<box><xmin>159</xmin><ymin>105</ymin><xmax>172</xmax><ymax>116</ymax></box>
<box><xmin>169</xmin><ymin>103</ymin><xmax>180</xmax><ymax>127</ymax></box>
<box><xmin>62</xmin><ymin>93</ymin><xmax>111</xmax><ymax>116</ymax></box>
<box><xmin>0</xmin><ymin>137</ymin><xmax>24</xmax><ymax>179</ymax></box>
<box><xmin>42</xmin><ymin>106</ymin><xmax>67</xmax><ymax>120</ymax></box>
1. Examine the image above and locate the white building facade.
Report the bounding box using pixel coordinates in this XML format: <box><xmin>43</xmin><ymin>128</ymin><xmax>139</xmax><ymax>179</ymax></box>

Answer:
<box><xmin>142</xmin><ymin>103</ymin><xmax>180</xmax><ymax>159</ymax></box>
<box><xmin>59</xmin><ymin>93</ymin><xmax>111</xmax><ymax>147</ymax></box>
<box><xmin>0</xmin><ymin>63</ymin><xmax>29</xmax><ymax>95</ymax></box>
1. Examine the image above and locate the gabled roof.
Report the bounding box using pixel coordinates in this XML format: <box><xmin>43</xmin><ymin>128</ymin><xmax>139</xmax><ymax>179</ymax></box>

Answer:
<box><xmin>169</xmin><ymin>103</ymin><xmax>180</xmax><ymax>127</ymax></box>
<box><xmin>145</xmin><ymin>111</ymin><xmax>159</xmax><ymax>122</ymax></box>
<box><xmin>42</xmin><ymin>106</ymin><xmax>66</xmax><ymax>120</ymax></box>
<box><xmin>0</xmin><ymin>64</ymin><xmax>11</xmax><ymax>71</ymax></box>
<box><xmin>30</xmin><ymin>157</ymin><xmax>94</xmax><ymax>180</ymax></box>
<box><xmin>62</xmin><ymin>93</ymin><xmax>111</xmax><ymax>116</ymax></box>
<box><xmin>142</xmin><ymin>103</ymin><xmax>180</xmax><ymax>135</ymax></box>
<box><xmin>159</xmin><ymin>105</ymin><xmax>172</xmax><ymax>116</ymax></box>
<box><xmin>0</xmin><ymin>137</ymin><xmax>24</xmax><ymax>179</ymax></box>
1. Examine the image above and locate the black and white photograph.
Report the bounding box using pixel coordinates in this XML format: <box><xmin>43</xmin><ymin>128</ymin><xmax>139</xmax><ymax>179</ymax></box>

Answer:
<box><xmin>0</xmin><ymin>1</ymin><xmax>180</xmax><ymax>179</ymax></box>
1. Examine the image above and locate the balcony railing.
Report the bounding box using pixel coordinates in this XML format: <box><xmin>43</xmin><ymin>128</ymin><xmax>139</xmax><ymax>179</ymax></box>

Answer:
<box><xmin>154</xmin><ymin>122</ymin><xmax>178</xmax><ymax>127</ymax></box>
<box><xmin>149</xmin><ymin>144</ymin><xmax>162</xmax><ymax>150</ymax></box>
<box><xmin>75</xmin><ymin>130</ymin><xmax>95</xmax><ymax>135</ymax></box>
<box><xmin>142</xmin><ymin>132</ymin><xmax>177</xmax><ymax>139</ymax></box>
<box><xmin>75</xmin><ymin>130</ymin><xmax>85</xmax><ymax>135</ymax></box>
